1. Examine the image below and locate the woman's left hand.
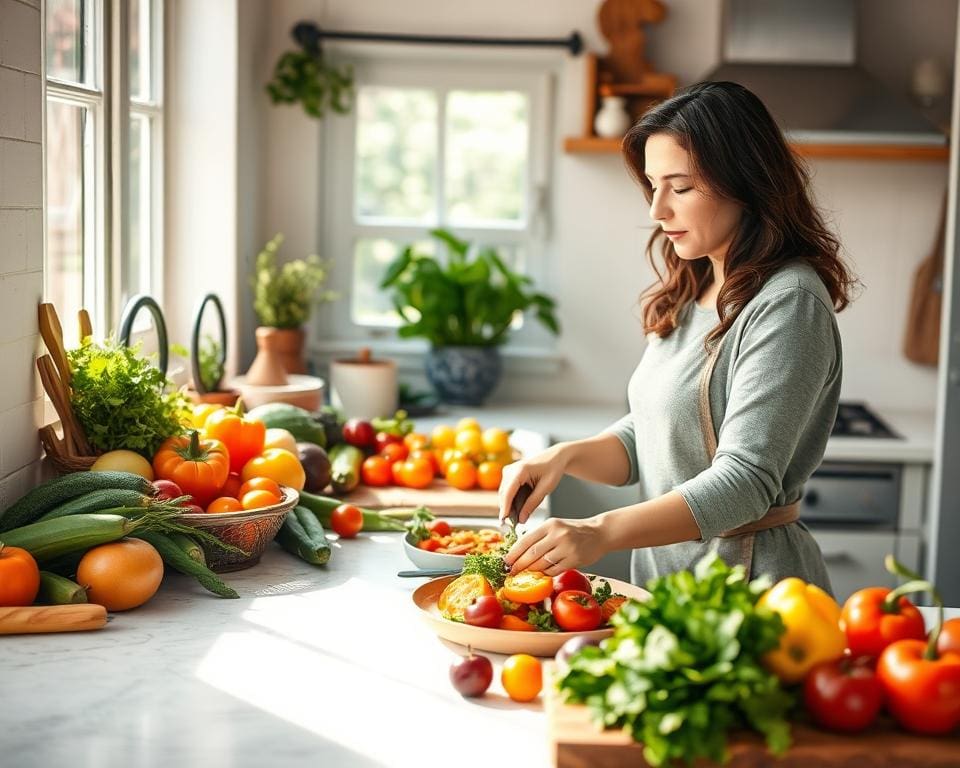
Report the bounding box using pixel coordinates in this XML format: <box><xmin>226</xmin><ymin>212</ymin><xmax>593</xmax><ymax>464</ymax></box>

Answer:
<box><xmin>504</xmin><ymin>517</ymin><xmax>609</xmax><ymax>577</ymax></box>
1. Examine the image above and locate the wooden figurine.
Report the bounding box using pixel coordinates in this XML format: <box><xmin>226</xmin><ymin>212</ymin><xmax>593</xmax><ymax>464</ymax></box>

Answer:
<box><xmin>596</xmin><ymin>0</ymin><xmax>667</xmax><ymax>84</ymax></box>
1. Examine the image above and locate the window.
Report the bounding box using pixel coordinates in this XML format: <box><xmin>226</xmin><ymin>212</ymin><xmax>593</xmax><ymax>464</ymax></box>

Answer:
<box><xmin>321</xmin><ymin>57</ymin><xmax>554</xmax><ymax>348</ymax></box>
<box><xmin>45</xmin><ymin>0</ymin><xmax>163</xmax><ymax>347</ymax></box>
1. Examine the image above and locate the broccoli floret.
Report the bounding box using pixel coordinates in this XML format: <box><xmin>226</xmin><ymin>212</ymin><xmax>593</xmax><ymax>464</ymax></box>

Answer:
<box><xmin>462</xmin><ymin>552</ymin><xmax>508</xmax><ymax>589</ymax></box>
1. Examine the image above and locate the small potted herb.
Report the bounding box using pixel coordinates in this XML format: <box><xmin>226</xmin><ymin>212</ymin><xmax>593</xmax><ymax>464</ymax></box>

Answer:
<box><xmin>380</xmin><ymin>228</ymin><xmax>560</xmax><ymax>404</ymax></box>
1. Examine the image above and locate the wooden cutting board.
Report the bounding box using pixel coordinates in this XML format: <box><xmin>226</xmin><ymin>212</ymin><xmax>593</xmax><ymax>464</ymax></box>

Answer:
<box><xmin>342</xmin><ymin>428</ymin><xmax>548</xmax><ymax>517</ymax></box>
<box><xmin>545</xmin><ymin>673</ymin><xmax>960</xmax><ymax>767</ymax></box>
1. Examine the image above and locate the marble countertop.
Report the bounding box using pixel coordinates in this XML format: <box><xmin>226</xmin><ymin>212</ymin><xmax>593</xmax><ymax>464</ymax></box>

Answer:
<box><xmin>0</xmin><ymin>525</ymin><xmax>553</xmax><ymax>768</ymax></box>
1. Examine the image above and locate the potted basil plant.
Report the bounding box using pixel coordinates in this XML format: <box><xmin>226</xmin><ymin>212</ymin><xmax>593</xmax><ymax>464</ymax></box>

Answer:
<box><xmin>380</xmin><ymin>229</ymin><xmax>560</xmax><ymax>405</ymax></box>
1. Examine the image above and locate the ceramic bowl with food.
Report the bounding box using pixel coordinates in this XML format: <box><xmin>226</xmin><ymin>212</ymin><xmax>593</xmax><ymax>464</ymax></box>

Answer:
<box><xmin>402</xmin><ymin>523</ymin><xmax>507</xmax><ymax>570</ymax></box>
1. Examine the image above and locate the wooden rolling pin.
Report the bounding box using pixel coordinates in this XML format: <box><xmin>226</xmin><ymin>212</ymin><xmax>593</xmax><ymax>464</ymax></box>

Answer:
<box><xmin>0</xmin><ymin>604</ymin><xmax>107</xmax><ymax>635</ymax></box>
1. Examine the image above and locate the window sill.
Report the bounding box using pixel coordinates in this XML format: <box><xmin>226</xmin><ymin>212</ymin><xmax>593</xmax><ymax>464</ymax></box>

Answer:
<box><xmin>308</xmin><ymin>339</ymin><xmax>565</xmax><ymax>376</ymax></box>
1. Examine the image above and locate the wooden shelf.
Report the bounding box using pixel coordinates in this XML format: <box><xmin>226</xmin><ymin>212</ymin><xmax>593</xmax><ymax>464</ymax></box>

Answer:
<box><xmin>564</xmin><ymin>136</ymin><xmax>950</xmax><ymax>161</ymax></box>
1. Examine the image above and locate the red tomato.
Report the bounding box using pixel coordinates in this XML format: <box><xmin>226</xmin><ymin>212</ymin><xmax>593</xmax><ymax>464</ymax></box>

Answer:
<box><xmin>400</xmin><ymin>457</ymin><xmax>434</xmax><ymax>489</ymax></box>
<box><xmin>841</xmin><ymin>587</ymin><xmax>926</xmax><ymax>658</ymax></box>
<box><xmin>427</xmin><ymin>519</ymin><xmax>452</xmax><ymax>537</ymax></box>
<box><xmin>803</xmin><ymin>656</ymin><xmax>884</xmax><ymax>732</ymax></box>
<box><xmin>330</xmin><ymin>504</ymin><xmax>363</xmax><ymax>538</ymax></box>
<box><xmin>408</xmin><ymin>448</ymin><xmax>438</xmax><ymax>474</ymax></box>
<box><xmin>552</xmin><ymin>590</ymin><xmax>602</xmax><ymax>632</ymax></box>
<box><xmin>380</xmin><ymin>442</ymin><xmax>409</xmax><ymax>465</ymax></box>
<box><xmin>342</xmin><ymin>419</ymin><xmax>375</xmax><ymax>448</ymax></box>
<box><xmin>877</xmin><ymin>638</ymin><xmax>960</xmax><ymax>734</ymax></box>
<box><xmin>152</xmin><ymin>479</ymin><xmax>183</xmax><ymax>501</ymax></box>
<box><xmin>417</xmin><ymin>538</ymin><xmax>441</xmax><ymax>552</ymax></box>
<box><xmin>390</xmin><ymin>459</ymin><xmax>406</xmax><ymax>486</ymax></box>
<box><xmin>937</xmin><ymin>618</ymin><xmax>960</xmax><ymax>656</ymax></box>
<box><xmin>0</xmin><ymin>545</ymin><xmax>40</xmax><ymax>606</ymax></box>
<box><xmin>374</xmin><ymin>431</ymin><xmax>403</xmax><ymax>453</ymax></box>
<box><xmin>464</xmin><ymin>595</ymin><xmax>504</xmax><ymax>628</ymax></box>
<box><xmin>361</xmin><ymin>455</ymin><xmax>392</xmax><ymax>487</ymax></box>
<box><xmin>553</xmin><ymin>569</ymin><xmax>591</xmax><ymax>596</ymax></box>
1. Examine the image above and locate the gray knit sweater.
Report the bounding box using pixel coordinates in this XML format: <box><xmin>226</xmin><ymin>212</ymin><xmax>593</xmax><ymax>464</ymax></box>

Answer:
<box><xmin>606</xmin><ymin>261</ymin><xmax>839</xmax><ymax>593</ymax></box>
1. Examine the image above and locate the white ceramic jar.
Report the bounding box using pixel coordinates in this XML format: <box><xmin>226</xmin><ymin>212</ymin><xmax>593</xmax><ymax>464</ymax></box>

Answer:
<box><xmin>594</xmin><ymin>96</ymin><xmax>631</xmax><ymax>138</ymax></box>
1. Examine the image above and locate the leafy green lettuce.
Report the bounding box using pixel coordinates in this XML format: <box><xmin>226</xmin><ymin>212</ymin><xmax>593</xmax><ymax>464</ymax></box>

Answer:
<box><xmin>557</xmin><ymin>554</ymin><xmax>793</xmax><ymax>766</ymax></box>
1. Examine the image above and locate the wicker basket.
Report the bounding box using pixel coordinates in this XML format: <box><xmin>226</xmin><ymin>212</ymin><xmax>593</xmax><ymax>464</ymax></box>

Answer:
<box><xmin>177</xmin><ymin>487</ymin><xmax>299</xmax><ymax>572</ymax></box>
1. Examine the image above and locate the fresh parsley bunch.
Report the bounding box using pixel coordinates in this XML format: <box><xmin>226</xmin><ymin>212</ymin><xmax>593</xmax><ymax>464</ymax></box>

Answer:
<box><xmin>557</xmin><ymin>554</ymin><xmax>793</xmax><ymax>767</ymax></box>
<box><xmin>69</xmin><ymin>338</ymin><xmax>189</xmax><ymax>458</ymax></box>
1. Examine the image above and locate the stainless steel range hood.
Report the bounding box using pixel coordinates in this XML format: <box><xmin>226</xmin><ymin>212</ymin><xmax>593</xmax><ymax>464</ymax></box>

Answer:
<box><xmin>704</xmin><ymin>0</ymin><xmax>946</xmax><ymax>147</ymax></box>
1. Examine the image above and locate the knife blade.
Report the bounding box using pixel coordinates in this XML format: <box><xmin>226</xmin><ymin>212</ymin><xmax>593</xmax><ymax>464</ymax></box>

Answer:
<box><xmin>502</xmin><ymin>482</ymin><xmax>533</xmax><ymax>534</ymax></box>
<box><xmin>397</xmin><ymin>568</ymin><xmax>461</xmax><ymax>578</ymax></box>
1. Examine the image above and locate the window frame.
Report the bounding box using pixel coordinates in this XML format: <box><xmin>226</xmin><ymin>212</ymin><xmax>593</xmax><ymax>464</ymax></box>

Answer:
<box><xmin>43</xmin><ymin>0</ymin><xmax>164</xmax><ymax>341</ymax></box>
<box><xmin>317</xmin><ymin>53</ymin><xmax>558</xmax><ymax>357</ymax></box>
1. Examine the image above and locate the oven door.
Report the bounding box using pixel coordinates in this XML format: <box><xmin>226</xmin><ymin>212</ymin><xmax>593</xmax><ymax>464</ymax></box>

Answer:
<box><xmin>800</xmin><ymin>461</ymin><xmax>901</xmax><ymax>529</ymax></box>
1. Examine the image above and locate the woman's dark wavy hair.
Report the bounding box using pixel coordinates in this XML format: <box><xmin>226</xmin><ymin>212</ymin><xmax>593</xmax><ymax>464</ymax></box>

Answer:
<box><xmin>623</xmin><ymin>80</ymin><xmax>857</xmax><ymax>344</ymax></box>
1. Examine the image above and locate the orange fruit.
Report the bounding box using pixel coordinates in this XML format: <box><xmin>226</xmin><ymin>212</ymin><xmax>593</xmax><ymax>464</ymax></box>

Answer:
<box><xmin>238</xmin><ymin>476</ymin><xmax>282</xmax><ymax>499</ymax></box>
<box><xmin>501</xmin><ymin>654</ymin><xmax>543</xmax><ymax>702</ymax></box>
<box><xmin>241</xmin><ymin>489</ymin><xmax>282</xmax><ymax>510</ymax></box>
<box><xmin>77</xmin><ymin>539</ymin><xmax>164</xmax><ymax>611</ymax></box>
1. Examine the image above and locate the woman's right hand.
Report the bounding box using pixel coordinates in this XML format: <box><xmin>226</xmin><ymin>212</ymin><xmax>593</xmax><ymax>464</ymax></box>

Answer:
<box><xmin>497</xmin><ymin>443</ymin><xmax>569</xmax><ymax>525</ymax></box>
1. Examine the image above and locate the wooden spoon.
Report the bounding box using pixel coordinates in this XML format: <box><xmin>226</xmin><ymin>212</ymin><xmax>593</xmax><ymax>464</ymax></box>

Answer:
<box><xmin>78</xmin><ymin>308</ymin><xmax>93</xmax><ymax>341</ymax></box>
<box><xmin>38</xmin><ymin>303</ymin><xmax>71</xmax><ymax>387</ymax></box>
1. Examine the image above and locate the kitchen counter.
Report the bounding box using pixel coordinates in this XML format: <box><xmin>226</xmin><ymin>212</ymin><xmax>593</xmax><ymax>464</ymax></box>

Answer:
<box><xmin>415</xmin><ymin>403</ymin><xmax>936</xmax><ymax>463</ymax></box>
<box><xmin>0</xmin><ymin>525</ymin><xmax>553</xmax><ymax>768</ymax></box>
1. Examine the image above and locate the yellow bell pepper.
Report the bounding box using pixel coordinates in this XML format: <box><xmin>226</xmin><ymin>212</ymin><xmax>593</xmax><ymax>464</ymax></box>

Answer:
<box><xmin>757</xmin><ymin>577</ymin><xmax>846</xmax><ymax>684</ymax></box>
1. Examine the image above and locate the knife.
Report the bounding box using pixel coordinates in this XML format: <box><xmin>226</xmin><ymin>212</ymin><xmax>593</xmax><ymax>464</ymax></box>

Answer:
<box><xmin>397</xmin><ymin>568</ymin><xmax>461</xmax><ymax>578</ymax></box>
<box><xmin>502</xmin><ymin>482</ymin><xmax>533</xmax><ymax>534</ymax></box>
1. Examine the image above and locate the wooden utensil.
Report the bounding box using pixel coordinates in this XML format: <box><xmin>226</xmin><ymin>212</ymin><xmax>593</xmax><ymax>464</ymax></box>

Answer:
<box><xmin>38</xmin><ymin>303</ymin><xmax>71</xmax><ymax>387</ymax></box>
<box><xmin>78</xmin><ymin>308</ymin><xmax>93</xmax><ymax>341</ymax></box>
<box><xmin>36</xmin><ymin>354</ymin><xmax>92</xmax><ymax>455</ymax></box>
<box><xmin>0</xmin><ymin>604</ymin><xmax>107</xmax><ymax>635</ymax></box>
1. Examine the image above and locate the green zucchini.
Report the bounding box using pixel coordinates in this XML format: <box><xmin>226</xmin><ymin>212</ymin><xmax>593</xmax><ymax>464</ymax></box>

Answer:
<box><xmin>246</xmin><ymin>403</ymin><xmax>327</xmax><ymax>447</ymax></box>
<box><xmin>276</xmin><ymin>506</ymin><xmax>331</xmax><ymax>565</ymax></box>
<box><xmin>37</xmin><ymin>571</ymin><xmax>88</xmax><ymax>604</ymax></box>
<box><xmin>133</xmin><ymin>530</ymin><xmax>238</xmax><ymax>599</ymax></box>
<box><xmin>0</xmin><ymin>513</ymin><xmax>146</xmax><ymax>561</ymax></box>
<box><xmin>38</xmin><ymin>488</ymin><xmax>153</xmax><ymax>522</ymax></box>
<box><xmin>0</xmin><ymin>471</ymin><xmax>156</xmax><ymax>532</ymax></box>
<box><xmin>297</xmin><ymin>491</ymin><xmax>407</xmax><ymax>532</ymax></box>
<box><xmin>168</xmin><ymin>532</ymin><xmax>206</xmax><ymax>566</ymax></box>
<box><xmin>328</xmin><ymin>444</ymin><xmax>364</xmax><ymax>494</ymax></box>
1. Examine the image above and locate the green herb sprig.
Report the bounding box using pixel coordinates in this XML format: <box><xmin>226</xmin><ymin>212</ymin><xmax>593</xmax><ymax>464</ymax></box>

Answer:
<box><xmin>557</xmin><ymin>554</ymin><xmax>793</xmax><ymax>767</ymax></box>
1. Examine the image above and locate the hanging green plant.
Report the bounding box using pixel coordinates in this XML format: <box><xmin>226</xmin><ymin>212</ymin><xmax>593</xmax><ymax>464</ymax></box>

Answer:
<box><xmin>266</xmin><ymin>22</ymin><xmax>354</xmax><ymax>119</ymax></box>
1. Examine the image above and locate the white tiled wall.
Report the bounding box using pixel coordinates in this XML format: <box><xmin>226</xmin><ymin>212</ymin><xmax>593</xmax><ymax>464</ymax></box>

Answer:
<box><xmin>0</xmin><ymin>0</ymin><xmax>45</xmax><ymax>506</ymax></box>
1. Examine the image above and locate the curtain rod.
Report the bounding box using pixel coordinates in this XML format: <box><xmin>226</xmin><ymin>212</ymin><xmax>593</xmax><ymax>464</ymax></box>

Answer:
<box><xmin>292</xmin><ymin>22</ymin><xmax>583</xmax><ymax>56</ymax></box>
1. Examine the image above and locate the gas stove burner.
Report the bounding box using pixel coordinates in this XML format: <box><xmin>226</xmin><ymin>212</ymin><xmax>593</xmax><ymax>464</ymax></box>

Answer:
<box><xmin>831</xmin><ymin>402</ymin><xmax>900</xmax><ymax>439</ymax></box>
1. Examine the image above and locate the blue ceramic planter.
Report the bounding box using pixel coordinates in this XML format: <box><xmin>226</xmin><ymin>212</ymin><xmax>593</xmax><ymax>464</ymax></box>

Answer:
<box><xmin>425</xmin><ymin>346</ymin><xmax>502</xmax><ymax>406</ymax></box>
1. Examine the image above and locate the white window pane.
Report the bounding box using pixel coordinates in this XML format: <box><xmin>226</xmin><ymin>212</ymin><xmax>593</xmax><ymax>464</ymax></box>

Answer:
<box><xmin>45</xmin><ymin>101</ymin><xmax>91</xmax><ymax>349</ymax></box>
<box><xmin>126</xmin><ymin>112</ymin><xmax>151</xmax><ymax>297</ymax></box>
<box><xmin>351</xmin><ymin>237</ymin><xmax>434</xmax><ymax>326</ymax></box>
<box><xmin>355</xmin><ymin>87</ymin><xmax>437</xmax><ymax>223</ymax></box>
<box><xmin>46</xmin><ymin>0</ymin><xmax>97</xmax><ymax>87</ymax></box>
<box><xmin>445</xmin><ymin>90</ymin><xmax>528</xmax><ymax>227</ymax></box>
<box><xmin>128</xmin><ymin>0</ymin><xmax>155</xmax><ymax>101</ymax></box>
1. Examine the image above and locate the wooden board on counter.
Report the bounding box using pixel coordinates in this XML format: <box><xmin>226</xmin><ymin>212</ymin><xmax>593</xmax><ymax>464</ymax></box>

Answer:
<box><xmin>343</xmin><ymin>428</ymin><xmax>548</xmax><ymax>517</ymax></box>
<box><xmin>545</xmin><ymin>676</ymin><xmax>960</xmax><ymax>768</ymax></box>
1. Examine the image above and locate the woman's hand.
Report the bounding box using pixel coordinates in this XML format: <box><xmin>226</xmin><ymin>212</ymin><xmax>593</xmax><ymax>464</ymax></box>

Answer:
<box><xmin>503</xmin><ymin>517</ymin><xmax>610</xmax><ymax>576</ymax></box>
<box><xmin>497</xmin><ymin>444</ymin><xmax>569</xmax><ymax>525</ymax></box>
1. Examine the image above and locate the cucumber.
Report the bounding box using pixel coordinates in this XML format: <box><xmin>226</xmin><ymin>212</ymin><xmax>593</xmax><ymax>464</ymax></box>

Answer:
<box><xmin>0</xmin><ymin>471</ymin><xmax>156</xmax><ymax>532</ymax></box>
<box><xmin>328</xmin><ymin>444</ymin><xmax>364</xmax><ymax>494</ymax></box>
<box><xmin>38</xmin><ymin>489</ymin><xmax>153</xmax><ymax>522</ymax></box>
<box><xmin>246</xmin><ymin>403</ymin><xmax>327</xmax><ymax>447</ymax></box>
<box><xmin>37</xmin><ymin>571</ymin><xmax>88</xmax><ymax>604</ymax></box>
<box><xmin>297</xmin><ymin>491</ymin><xmax>407</xmax><ymax>532</ymax></box>
<box><xmin>168</xmin><ymin>533</ymin><xmax>206</xmax><ymax>566</ymax></box>
<box><xmin>133</xmin><ymin>530</ymin><xmax>238</xmax><ymax>598</ymax></box>
<box><xmin>0</xmin><ymin>513</ymin><xmax>147</xmax><ymax>561</ymax></box>
<box><xmin>276</xmin><ymin>506</ymin><xmax>331</xmax><ymax>565</ymax></box>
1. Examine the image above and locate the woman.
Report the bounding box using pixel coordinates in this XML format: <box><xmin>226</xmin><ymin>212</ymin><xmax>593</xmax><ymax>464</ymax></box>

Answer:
<box><xmin>499</xmin><ymin>81</ymin><xmax>856</xmax><ymax>593</ymax></box>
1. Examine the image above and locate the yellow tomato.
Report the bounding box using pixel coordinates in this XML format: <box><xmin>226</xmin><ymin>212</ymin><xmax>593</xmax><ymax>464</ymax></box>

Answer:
<box><xmin>481</xmin><ymin>427</ymin><xmax>510</xmax><ymax>454</ymax></box>
<box><xmin>454</xmin><ymin>429</ymin><xmax>483</xmax><ymax>456</ymax></box>
<box><xmin>446</xmin><ymin>459</ymin><xmax>477</xmax><ymax>490</ymax></box>
<box><xmin>431</xmin><ymin>424</ymin><xmax>456</xmax><ymax>451</ymax></box>
<box><xmin>456</xmin><ymin>417</ymin><xmax>481</xmax><ymax>433</ymax></box>
<box><xmin>191</xmin><ymin>403</ymin><xmax>224</xmax><ymax>430</ymax></box>
<box><xmin>90</xmin><ymin>450</ymin><xmax>154</xmax><ymax>481</ymax></box>
<box><xmin>241</xmin><ymin>448</ymin><xmax>305</xmax><ymax>491</ymax></box>
<box><xmin>477</xmin><ymin>461</ymin><xmax>503</xmax><ymax>491</ymax></box>
<box><xmin>263</xmin><ymin>427</ymin><xmax>298</xmax><ymax>455</ymax></box>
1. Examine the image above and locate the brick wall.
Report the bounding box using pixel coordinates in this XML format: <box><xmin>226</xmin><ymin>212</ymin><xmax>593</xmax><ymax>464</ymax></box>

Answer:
<box><xmin>0</xmin><ymin>0</ymin><xmax>45</xmax><ymax>506</ymax></box>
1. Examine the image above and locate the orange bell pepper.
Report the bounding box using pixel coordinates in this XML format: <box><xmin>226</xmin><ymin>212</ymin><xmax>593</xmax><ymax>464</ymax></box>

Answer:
<box><xmin>152</xmin><ymin>430</ymin><xmax>230</xmax><ymax>506</ymax></box>
<box><xmin>203</xmin><ymin>401</ymin><xmax>266</xmax><ymax>474</ymax></box>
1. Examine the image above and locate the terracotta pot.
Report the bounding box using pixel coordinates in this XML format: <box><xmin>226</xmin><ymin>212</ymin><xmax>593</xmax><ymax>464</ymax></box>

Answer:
<box><xmin>271</xmin><ymin>327</ymin><xmax>307</xmax><ymax>375</ymax></box>
<box><xmin>246</xmin><ymin>327</ymin><xmax>293</xmax><ymax>386</ymax></box>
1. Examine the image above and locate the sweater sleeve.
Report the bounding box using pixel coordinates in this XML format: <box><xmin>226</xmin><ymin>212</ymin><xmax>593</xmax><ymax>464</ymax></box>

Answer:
<box><xmin>602</xmin><ymin>413</ymin><xmax>639</xmax><ymax>486</ymax></box>
<box><xmin>675</xmin><ymin>288</ymin><xmax>839</xmax><ymax>540</ymax></box>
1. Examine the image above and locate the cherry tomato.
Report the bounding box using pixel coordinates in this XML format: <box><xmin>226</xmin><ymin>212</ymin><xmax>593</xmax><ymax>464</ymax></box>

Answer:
<box><xmin>476</xmin><ymin>461</ymin><xmax>503</xmax><ymax>491</ymax></box>
<box><xmin>501</xmin><ymin>654</ymin><xmax>543</xmax><ymax>702</ymax></box>
<box><xmin>374</xmin><ymin>431</ymin><xmax>404</xmax><ymax>453</ymax></box>
<box><xmin>553</xmin><ymin>590</ymin><xmax>602</xmax><ymax>632</ymax></box>
<box><xmin>238</xmin><ymin>476</ymin><xmax>282</xmax><ymax>499</ymax></box>
<box><xmin>464</xmin><ymin>595</ymin><xmax>504</xmax><ymax>628</ymax></box>
<box><xmin>803</xmin><ymin>656</ymin><xmax>884</xmax><ymax>733</ymax></box>
<box><xmin>553</xmin><ymin>569</ymin><xmax>592</xmax><ymax>596</ymax></box>
<box><xmin>220</xmin><ymin>473</ymin><xmax>243</xmax><ymax>499</ymax></box>
<box><xmin>408</xmin><ymin>448</ymin><xmax>438</xmax><ymax>474</ymax></box>
<box><xmin>361</xmin><ymin>455</ymin><xmax>392</xmax><ymax>487</ymax></box>
<box><xmin>330</xmin><ymin>504</ymin><xmax>363</xmax><ymax>538</ymax></box>
<box><xmin>342</xmin><ymin>419</ymin><xmax>375</xmax><ymax>448</ymax></box>
<box><xmin>427</xmin><ymin>519</ymin><xmax>452</xmax><ymax>537</ymax></box>
<box><xmin>937</xmin><ymin>618</ymin><xmax>960</xmax><ymax>656</ymax></box>
<box><xmin>400</xmin><ymin>457</ymin><xmax>434</xmax><ymax>489</ymax></box>
<box><xmin>449</xmin><ymin>651</ymin><xmax>493</xmax><ymax>697</ymax></box>
<box><xmin>390</xmin><ymin>459</ymin><xmax>406</xmax><ymax>486</ymax></box>
<box><xmin>404</xmin><ymin>432</ymin><xmax>430</xmax><ymax>452</ymax></box>
<box><xmin>417</xmin><ymin>538</ymin><xmax>441</xmax><ymax>552</ymax></box>
<box><xmin>207</xmin><ymin>496</ymin><xmax>243</xmax><ymax>513</ymax></box>
<box><xmin>501</xmin><ymin>570</ymin><xmax>554</xmax><ymax>604</ymax></box>
<box><xmin>445</xmin><ymin>459</ymin><xmax>477</xmax><ymax>491</ymax></box>
<box><xmin>438</xmin><ymin>574</ymin><xmax>495</xmax><ymax>620</ymax></box>
<box><xmin>380</xmin><ymin>442</ymin><xmax>409</xmax><ymax>465</ymax></box>
<box><xmin>241</xmin><ymin>489</ymin><xmax>282</xmax><ymax>510</ymax></box>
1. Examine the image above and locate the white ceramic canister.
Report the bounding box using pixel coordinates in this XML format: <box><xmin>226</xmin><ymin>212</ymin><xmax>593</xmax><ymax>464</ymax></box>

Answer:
<box><xmin>329</xmin><ymin>347</ymin><xmax>398</xmax><ymax>420</ymax></box>
<box><xmin>594</xmin><ymin>95</ymin><xmax>631</xmax><ymax>138</ymax></box>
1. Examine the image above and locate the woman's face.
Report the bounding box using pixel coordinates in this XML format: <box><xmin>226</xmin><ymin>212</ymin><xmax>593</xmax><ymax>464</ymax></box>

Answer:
<box><xmin>643</xmin><ymin>132</ymin><xmax>742</xmax><ymax>264</ymax></box>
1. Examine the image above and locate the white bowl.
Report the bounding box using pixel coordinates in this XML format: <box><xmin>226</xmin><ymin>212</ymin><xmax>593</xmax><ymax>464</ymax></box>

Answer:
<box><xmin>402</xmin><ymin>523</ymin><xmax>505</xmax><ymax>570</ymax></box>
<box><xmin>231</xmin><ymin>374</ymin><xmax>324</xmax><ymax>411</ymax></box>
